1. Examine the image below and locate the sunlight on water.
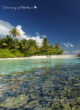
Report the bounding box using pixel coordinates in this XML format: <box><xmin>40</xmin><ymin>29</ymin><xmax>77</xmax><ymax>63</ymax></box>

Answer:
<box><xmin>0</xmin><ymin>58</ymin><xmax>80</xmax><ymax>110</ymax></box>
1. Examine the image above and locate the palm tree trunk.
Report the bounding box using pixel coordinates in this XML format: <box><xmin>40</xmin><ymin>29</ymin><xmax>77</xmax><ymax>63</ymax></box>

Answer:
<box><xmin>15</xmin><ymin>39</ymin><xmax>16</xmax><ymax>52</ymax></box>
<box><xmin>13</xmin><ymin>35</ymin><xmax>16</xmax><ymax>52</ymax></box>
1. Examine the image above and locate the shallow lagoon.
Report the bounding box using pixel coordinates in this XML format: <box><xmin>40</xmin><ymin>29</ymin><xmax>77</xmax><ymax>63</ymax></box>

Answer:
<box><xmin>0</xmin><ymin>58</ymin><xmax>80</xmax><ymax>110</ymax></box>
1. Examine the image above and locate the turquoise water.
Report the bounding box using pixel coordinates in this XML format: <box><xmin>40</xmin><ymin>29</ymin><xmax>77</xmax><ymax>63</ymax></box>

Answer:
<box><xmin>0</xmin><ymin>58</ymin><xmax>80</xmax><ymax>75</ymax></box>
<box><xmin>0</xmin><ymin>58</ymin><xmax>80</xmax><ymax>110</ymax></box>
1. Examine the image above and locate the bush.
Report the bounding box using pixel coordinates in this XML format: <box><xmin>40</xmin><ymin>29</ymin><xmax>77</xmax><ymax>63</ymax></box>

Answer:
<box><xmin>77</xmin><ymin>51</ymin><xmax>80</xmax><ymax>57</ymax></box>
<box><xmin>0</xmin><ymin>49</ymin><xmax>24</xmax><ymax>58</ymax></box>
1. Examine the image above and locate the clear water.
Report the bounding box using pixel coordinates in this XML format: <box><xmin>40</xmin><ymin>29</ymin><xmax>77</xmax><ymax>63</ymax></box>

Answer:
<box><xmin>0</xmin><ymin>58</ymin><xmax>80</xmax><ymax>110</ymax></box>
<box><xmin>0</xmin><ymin>58</ymin><xmax>80</xmax><ymax>75</ymax></box>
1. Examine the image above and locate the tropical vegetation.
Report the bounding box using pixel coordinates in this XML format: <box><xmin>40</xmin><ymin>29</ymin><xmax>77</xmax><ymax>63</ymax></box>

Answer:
<box><xmin>77</xmin><ymin>51</ymin><xmax>80</xmax><ymax>57</ymax></box>
<box><xmin>0</xmin><ymin>28</ymin><xmax>64</xmax><ymax>58</ymax></box>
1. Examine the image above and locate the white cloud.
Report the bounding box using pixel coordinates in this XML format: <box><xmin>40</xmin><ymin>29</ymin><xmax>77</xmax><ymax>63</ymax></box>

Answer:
<box><xmin>0</xmin><ymin>20</ymin><xmax>43</xmax><ymax>46</ymax></box>
<box><xmin>0</xmin><ymin>20</ymin><xmax>13</xmax><ymax>36</ymax></box>
<box><xmin>16</xmin><ymin>25</ymin><xmax>27</xmax><ymax>39</ymax></box>
<box><xmin>64</xmin><ymin>50</ymin><xmax>80</xmax><ymax>54</ymax></box>
<box><xmin>43</xmin><ymin>35</ymin><xmax>47</xmax><ymax>38</ymax></box>
<box><xmin>72</xmin><ymin>50</ymin><xmax>80</xmax><ymax>54</ymax></box>
<box><xmin>63</xmin><ymin>42</ymin><xmax>74</xmax><ymax>48</ymax></box>
<box><xmin>16</xmin><ymin>25</ymin><xmax>43</xmax><ymax>46</ymax></box>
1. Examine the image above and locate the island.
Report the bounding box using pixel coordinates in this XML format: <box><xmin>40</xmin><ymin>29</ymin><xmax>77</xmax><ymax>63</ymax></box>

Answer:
<box><xmin>0</xmin><ymin>28</ymin><xmax>64</xmax><ymax>58</ymax></box>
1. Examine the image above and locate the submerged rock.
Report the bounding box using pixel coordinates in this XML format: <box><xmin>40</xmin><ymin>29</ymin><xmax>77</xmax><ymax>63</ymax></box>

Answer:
<box><xmin>24</xmin><ymin>100</ymin><xmax>39</xmax><ymax>109</ymax></box>
<box><xmin>0</xmin><ymin>95</ymin><xmax>29</xmax><ymax>109</ymax></box>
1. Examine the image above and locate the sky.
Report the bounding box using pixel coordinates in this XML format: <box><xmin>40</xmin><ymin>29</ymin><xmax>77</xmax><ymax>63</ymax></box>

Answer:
<box><xmin>0</xmin><ymin>0</ymin><xmax>80</xmax><ymax>54</ymax></box>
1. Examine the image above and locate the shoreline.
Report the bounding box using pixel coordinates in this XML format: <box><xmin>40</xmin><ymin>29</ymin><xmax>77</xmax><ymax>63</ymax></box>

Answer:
<box><xmin>0</xmin><ymin>55</ymin><xmax>78</xmax><ymax>60</ymax></box>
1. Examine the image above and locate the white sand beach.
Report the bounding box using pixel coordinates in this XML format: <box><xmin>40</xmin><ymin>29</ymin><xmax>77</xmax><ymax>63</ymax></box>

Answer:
<box><xmin>0</xmin><ymin>55</ymin><xmax>78</xmax><ymax>60</ymax></box>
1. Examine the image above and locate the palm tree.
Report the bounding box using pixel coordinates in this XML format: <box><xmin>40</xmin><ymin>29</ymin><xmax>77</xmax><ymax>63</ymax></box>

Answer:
<box><xmin>42</xmin><ymin>37</ymin><xmax>49</xmax><ymax>47</ymax></box>
<box><xmin>9</xmin><ymin>28</ymin><xmax>21</xmax><ymax>51</ymax></box>
<box><xmin>41</xmin><ymin>37</ymin><xmax>50</xmax><ymax>52</ymax></box>
<box><xmin>19</xmin><ymin>39</ymin><xmax>29</xmax><ymax>52</ymax></box>
<box><xmin>28</xmin><ymin>40</ymin><xmax>38</xmax><ymax>55</ymax></box>
<box><xmin>55</xmin><ymin>43</ymin><xmax>60</xmax><ymax>50</ymax></box>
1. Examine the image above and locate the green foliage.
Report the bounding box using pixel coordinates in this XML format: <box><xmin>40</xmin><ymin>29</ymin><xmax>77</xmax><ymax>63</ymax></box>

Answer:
<box><xmin>9</xmin><ymin>28</ymin><xmax>21</xmax><ymax>38</ymax></box>
<box><xmin>55</xmin><ymin>43</ymin><xmax>61</xmax><ymax>50</ymax></box>
<box><xmin>9</xmin><ymin>28</ymin><xmax>21</xmax><ymax>51</ymax></box>
<box><xmin>41</xmin><ymin>37</ymin><xmax>50</xmax><ymax>52</ymax></box>
<box><xmin>0</xmin><ymin>32</ymin><xmax>64</xmax><ymax>57</ymax></box>
<box><xmin>77</xmin><ymin>51</ymin><xmax>80</xmax><ymax>57</ymax></box>
<box><xmin>0</xmin><ymin>49</ymin><xmax>24</xmax><ymax>58</ymax></box>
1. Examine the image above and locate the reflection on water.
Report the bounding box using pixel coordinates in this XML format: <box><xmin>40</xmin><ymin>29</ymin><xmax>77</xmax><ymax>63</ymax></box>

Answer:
<box><xmin>0</xmin><ymin>58</ymin><xmax>80</xmax><ymax>110</ymax></box>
